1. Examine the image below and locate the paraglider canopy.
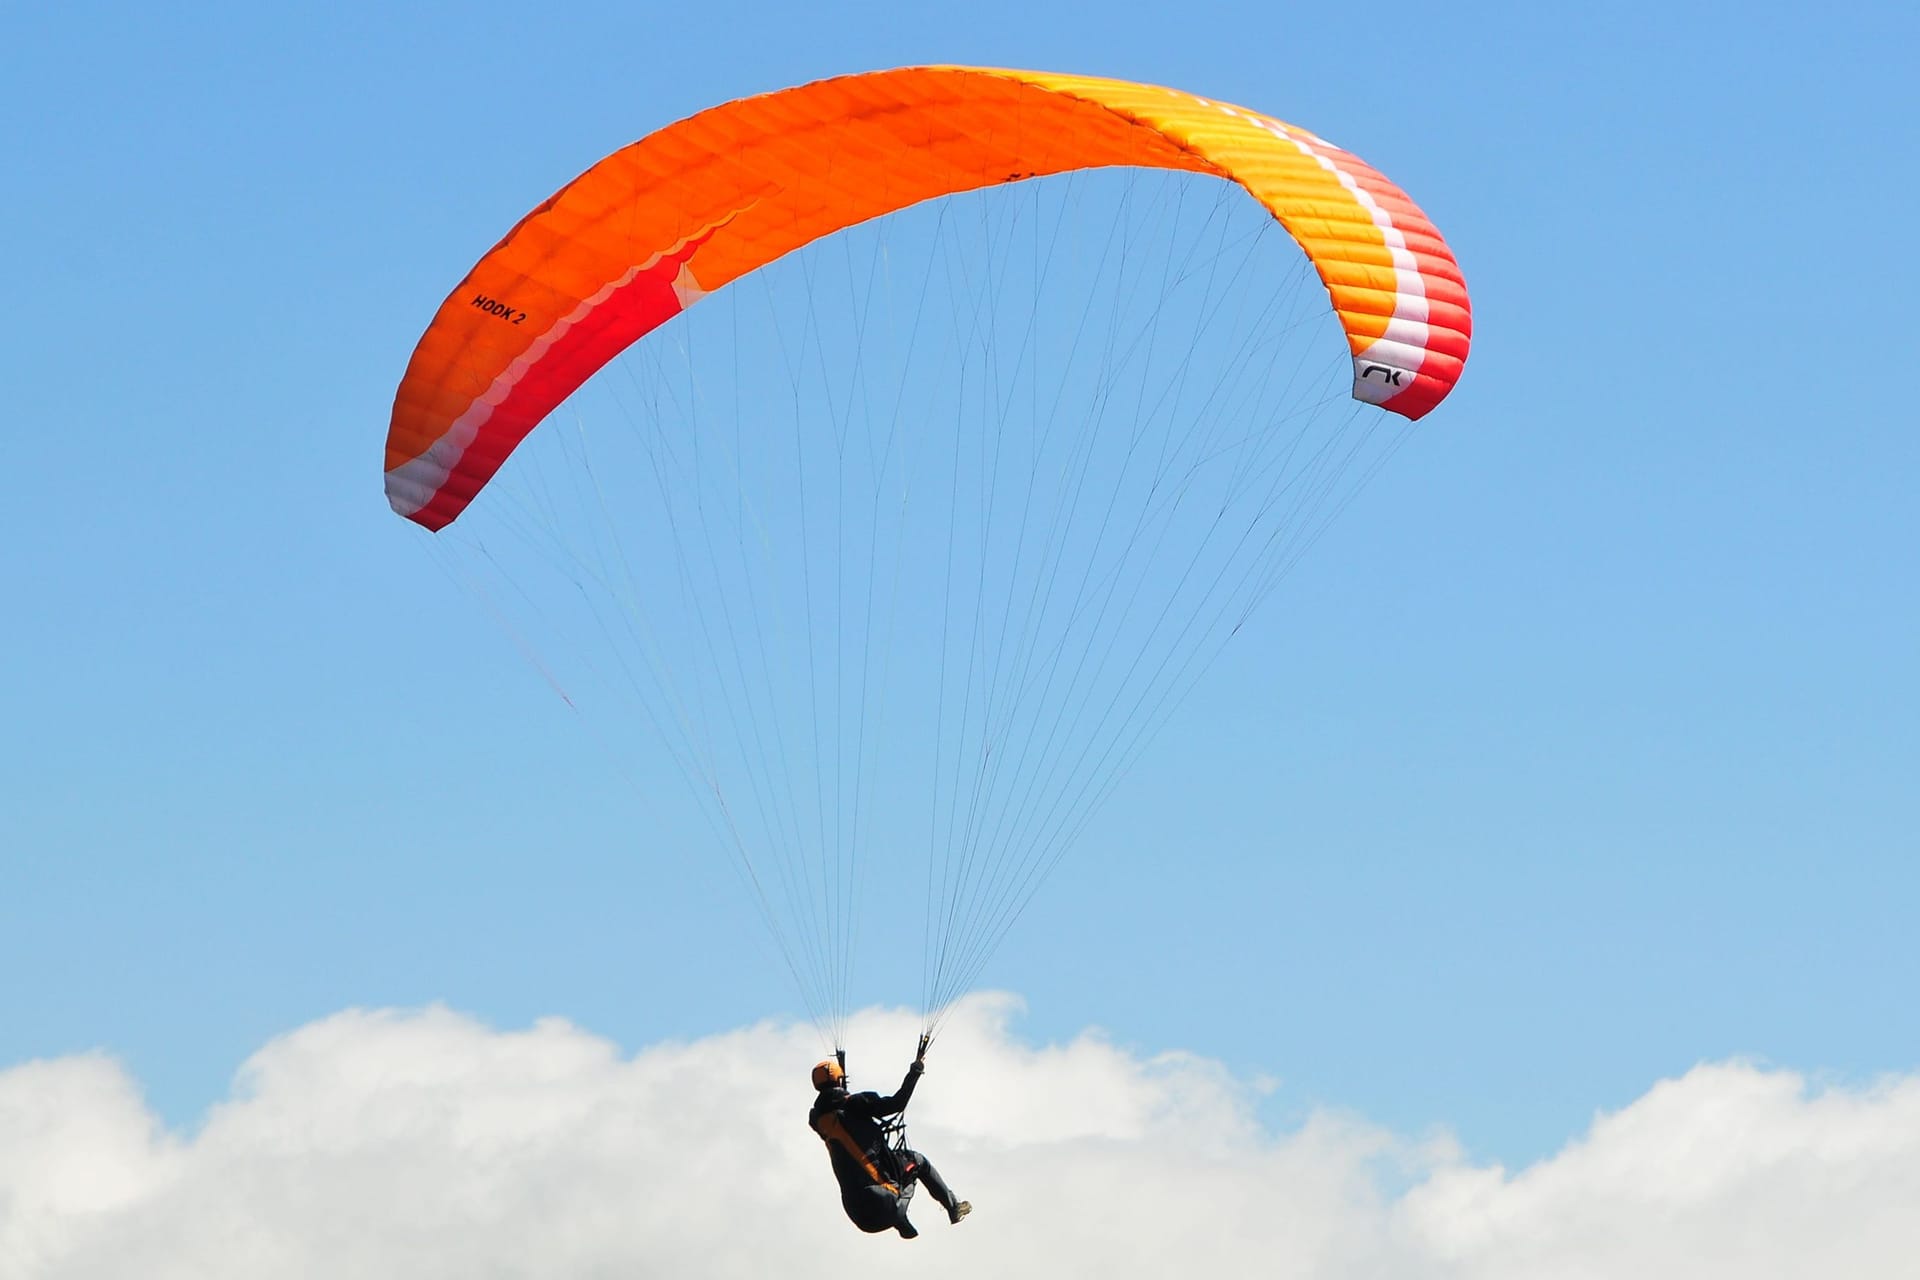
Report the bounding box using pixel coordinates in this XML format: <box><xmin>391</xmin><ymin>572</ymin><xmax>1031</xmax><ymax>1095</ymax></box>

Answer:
<box><xmin>386</xmin><ymin>65</ymin><xmax>1469</xmax><ymax>531</ymax></box>
<box><xmin>386</xmin><ymin>66</ymin><xmax>1472</xmax><ymax>1049</ymax></box>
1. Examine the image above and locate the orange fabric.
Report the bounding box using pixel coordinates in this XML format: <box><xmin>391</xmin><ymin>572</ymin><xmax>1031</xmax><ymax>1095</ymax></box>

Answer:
<box><xmin>386</xmin><ymin>66</ymin><xmax>1471</xmax><ymax>530</ymax></box>
<box><xmin>813</xmin><ymin>1111</ymin><xmax>898</xmax><ymax>1194</ymax></box>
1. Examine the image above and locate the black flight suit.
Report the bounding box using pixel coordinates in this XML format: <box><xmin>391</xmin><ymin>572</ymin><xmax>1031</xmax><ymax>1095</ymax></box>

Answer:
<box><xmin>808</xmin><ymin>1064</ymin><xmax>960</xmax><ymax>1236</ymax></box>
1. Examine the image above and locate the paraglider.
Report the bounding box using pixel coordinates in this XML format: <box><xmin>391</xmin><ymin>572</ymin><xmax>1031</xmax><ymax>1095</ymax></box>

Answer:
<box><xmin>384</xmin><ymin>67</ymin><xmax>1474</xmax><ymax>1172</ymax></box>
<box><xmin>386</xmin><ymin>66</ymin><xmax>1468</xmax><ymax>530</ymax></box>
<box><xmin>808</xmin><ymin>1037</ymin><xmax>970</xmax><ymax>1238</ymax></box>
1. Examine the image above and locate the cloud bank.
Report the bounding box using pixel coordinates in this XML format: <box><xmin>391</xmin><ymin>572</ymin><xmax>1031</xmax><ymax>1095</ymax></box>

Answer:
<box><xmin>4</xmin><ymin>996</ymin><xmax>1916</xmax><ymax>1278</ymax></box>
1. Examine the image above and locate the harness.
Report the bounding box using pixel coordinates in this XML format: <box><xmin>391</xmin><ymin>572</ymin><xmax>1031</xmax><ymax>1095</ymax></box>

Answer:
<box><xmin>823</xmin><ymin>1038</ymin><xmax>927</xmax><ymax>1212</ymax></box>
<box><xmin>876</xmin><ymin>1112</ymin><xmax>918</xmax><ymax>1212</ymax></box>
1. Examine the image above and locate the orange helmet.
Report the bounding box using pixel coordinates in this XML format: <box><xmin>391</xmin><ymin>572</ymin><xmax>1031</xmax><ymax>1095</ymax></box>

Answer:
<box><xmin>811</xmin><ymin>1059</ymin><xmax>845</xmax><ymax>1090</ymax></box>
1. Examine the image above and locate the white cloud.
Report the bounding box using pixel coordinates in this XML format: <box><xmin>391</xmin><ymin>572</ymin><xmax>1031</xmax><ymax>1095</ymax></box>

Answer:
<box><xmin>3</xmin><ymin>996</ymin><xmax>1916</xmax><ymax>1279</ymax></box>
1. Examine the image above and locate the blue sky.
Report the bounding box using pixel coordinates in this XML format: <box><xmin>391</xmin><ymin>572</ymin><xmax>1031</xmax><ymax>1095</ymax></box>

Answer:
<box><xmin>4</xmin><ymin>0</ymin><xmax>1916</xmax><ymax>1178</ymax></box>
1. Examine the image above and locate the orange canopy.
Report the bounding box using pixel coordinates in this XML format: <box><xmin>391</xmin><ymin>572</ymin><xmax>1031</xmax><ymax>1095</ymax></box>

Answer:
<box><xmin>386</xmin><ymin>66</ymin><xmax>1471</xmax><ymax>530</ymax></box>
